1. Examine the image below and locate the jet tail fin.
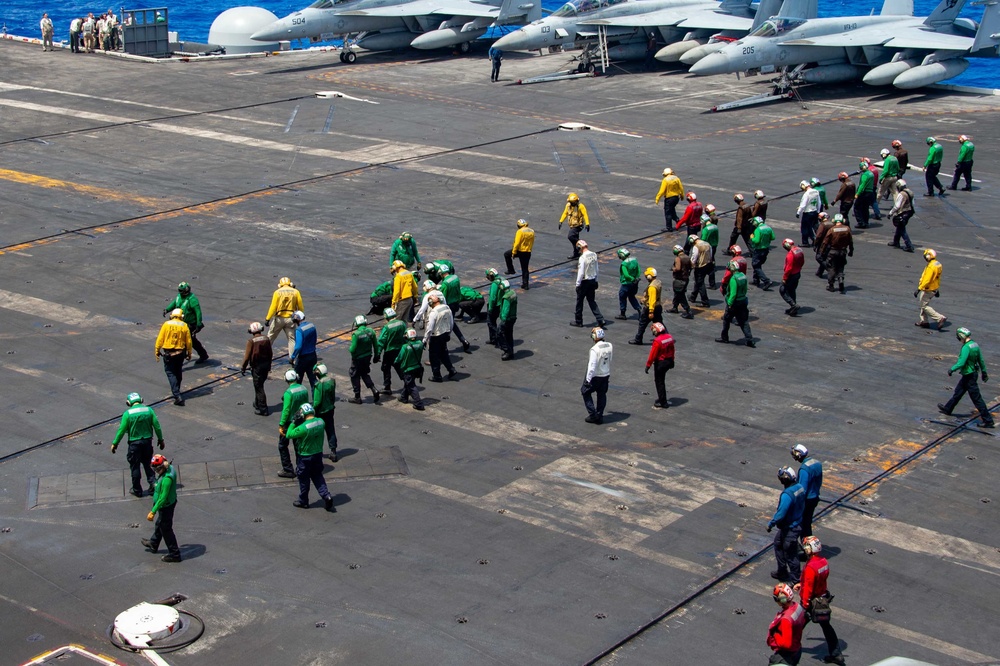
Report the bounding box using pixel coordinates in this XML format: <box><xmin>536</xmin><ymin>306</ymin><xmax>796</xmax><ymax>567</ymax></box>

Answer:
<box><xmin>880</xmin><ymin>0</ymin><xmax>913</xmax><ymax>16</ymax></box>
<box><xmin>751</xmin><ymin>0</ymin><xmax>786</xmax><ymax>28</ymax></box>
<box><xmin>922</xmin><ymin>0</ymin><xmax>964</xmax><ymax>24</ymax></box>
<box><xmin>497</xmin><ymin>0</ymin><xmax>541</xmax><ymax>25</ymax></box>
<box><xmin>775</xmin><ymin>0</ymin><xmax>818</xmax><ymax>19</ymax></box>
<box><xmin>971</xmin><ymin>0</ymin><xmax>1000</xmax><ymax>52</ymax></box>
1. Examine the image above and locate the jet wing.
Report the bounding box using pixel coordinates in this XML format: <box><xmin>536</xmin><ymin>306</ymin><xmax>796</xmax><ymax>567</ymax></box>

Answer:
<box><xmin>883</xmin><ymin>31</ymin><xmax>974</xmax><ymax>50</ymax></box>
<box><xmin>340</xmin><ymin>0</ymin><xmax>500</xmax><ymax>17</ymax></box>
<box><xmin>782</xmin><ymin>28</ymin><xmax>894</xmax><ymax>47</ymax></box>
<box><xmin>581</xmin><ymin>6</ymin><xmax>751</xmax><ymax>29</ymax></box>
<box><xmin>785</xmin><ymin>25</ymin><xmax>974</xmax><ymax>50</ymax></box>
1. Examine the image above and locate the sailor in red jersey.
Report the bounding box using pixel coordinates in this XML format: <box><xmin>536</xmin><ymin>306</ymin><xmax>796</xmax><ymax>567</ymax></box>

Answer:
<box><xmin>796</xmin><ymin>536</ymin><xmax>845</xmax><ymax>665</ymax></box>
<box><xmin>767</xmin><ymin>583</ymin><xmax>807</xmax><ymax>665</ymax></box>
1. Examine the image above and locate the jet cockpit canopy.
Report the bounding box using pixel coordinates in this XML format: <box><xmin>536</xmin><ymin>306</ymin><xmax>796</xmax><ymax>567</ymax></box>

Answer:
<box><xmin>747</xmin><ymin>16</ymin><xmax>806</xmax><ymax>38</ymax></box>
<box><xmin>550</xmin><ymin>0</ymin><xmax>628</xmax><ymax>18</ymax></box>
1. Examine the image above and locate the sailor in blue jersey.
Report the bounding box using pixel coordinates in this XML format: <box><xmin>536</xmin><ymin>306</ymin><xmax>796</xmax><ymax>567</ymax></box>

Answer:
<box><xmin>767</xmin><ymin>466</ymin><xmax>806</xmax><ymax>584</ymax></box>
<box><xmin>791</xmin><ymin>444</ymin><xmax>823</xmax><ymax>537</ymax></box>
<box><xmin>291</xmin><ymin>311</ymin><xmax>318</xmax><ymax>389</ymax></box>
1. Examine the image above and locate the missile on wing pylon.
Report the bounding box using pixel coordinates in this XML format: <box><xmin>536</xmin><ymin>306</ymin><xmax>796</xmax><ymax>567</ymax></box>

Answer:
<box><xmin>795</xmin><ymin>64</ymin><xmax>860</xmax><ymax>84</ymax></box>
<box><xmin>892</xmin><ymin>58</ymin><xmax>969</xmax><ymax>88</ymax></box>
<box><xmin>655</xmin><ymin>38</ymin><xmax>708</xmax><ymax>62</ymax></box>
<box><xmin>356</xmin><ymin>30</ymin><xmax>418</xmax><ymax>51</ymax></box>
<box><xmin>679</xmin><ymin>41</ymin><xmax>727</xmax><ymax>65</ymax></box>
<box><xmin>411</xmin><ymin>26</ymin><xmax>489</xmax><ymax>49</ymax></box>
<box><xmin>863</xmin><ymin>57</ymin><xmax>921</xmax><ymax>86</ymax></box>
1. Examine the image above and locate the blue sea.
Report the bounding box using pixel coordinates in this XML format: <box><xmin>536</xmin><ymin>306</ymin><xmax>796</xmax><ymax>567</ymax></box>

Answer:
<box><xmin>2</xmin><ymin>0</ymin><xmax>995</xmax><ymax>86</ymax></box>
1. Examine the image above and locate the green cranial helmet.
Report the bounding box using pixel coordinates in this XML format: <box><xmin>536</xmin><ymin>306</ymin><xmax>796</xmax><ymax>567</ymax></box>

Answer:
<box><xmin>126</xmin><ymin>392</ymin><xmax>143</xmax><ymax>406</ymax></box>
<box><xmin>751</xmin><ymin>216</ymin><xmax>763</xmax><ymax>227</ymax></box>
<box><xmin>314</xmin><ymin>362</ymin><xmax>328</xmax><ymax>377</ymax></box>
<box><xmin>617</xmin><ymin>248</ymin><xmax>630</xmax><ymax>260</ymax></box>
<box><xmin>297</xmin><ymin>403</ymin><xmax>315</xmax><ymax>419</ymax></box>
<box><xmin>957</xmin><ymin>327</ymin><xmax>971</xmax><ymax>340</ymax></box>
<box><xmin>177</xmin><ymin>281</ymin><xmax>191</xmax><ymax>294</ymax></box>
<box><xmin>926</xmin><ymin>136</ymin><xmax>935</xmax><ymax>145</ymax></box>
<box><xmin>400</xmin><ymin>232</ymin><xmax>412</xmax><ymax>241</ymax></box>
<box><xmin>354</xmin><ymin>315</ymin><xmax>367</xmax><ymax>328</ymax></box>
<box><xmin>833</xmin><ymin>214</ymin><xmax>845</xmax><ymax>224</ymax></box>
<box><xmin>485</xmin><ymin>267</ymin><xmax>499</xmax><ymax>281</ymax></box>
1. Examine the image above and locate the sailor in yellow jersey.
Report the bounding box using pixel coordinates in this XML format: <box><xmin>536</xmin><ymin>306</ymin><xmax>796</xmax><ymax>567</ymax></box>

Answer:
<box><xmin>559</xmin><ymin>193</ymin><xmax>590</xmax><ymax>260</ymax></box>
<box><xmin>266</xmin><ymin>277</ymin><xmax>304</xmax><ymax>357</ymax></box>
<box><xmin>654</xmin><ymin>168</ymin><xmax>684</xmax><ymax>230</ymax></box>
<box><xmin>504</xmin><ymin>218</ymin><xmax>535</xmax><ymax>289</ymax></box>
<box><xmin>155</xmin><ymin>309</ymin><xmax>193</xmax><ymax>406</ymax></box>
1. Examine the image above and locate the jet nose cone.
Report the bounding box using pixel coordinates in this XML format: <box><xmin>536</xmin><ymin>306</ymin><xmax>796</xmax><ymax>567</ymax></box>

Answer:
<box><xmin>689</xmin><ymin>52</ymin><xmax>728</xmax><ymax>76</ymax></box>
<box><xmin>493</xmin><ymin>30</ymin><xmax>529</xmax><ymax>51</ymax></box>
<box><xmin>251</xmin><ymin>22</ymin><xmax>283</xmax><ymax>41</ymax></box>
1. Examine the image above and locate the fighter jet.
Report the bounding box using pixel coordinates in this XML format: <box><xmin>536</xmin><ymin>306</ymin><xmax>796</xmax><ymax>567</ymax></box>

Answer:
<box><xmin>250</xmin><ymin>0</ymin><xmax>539</xmax><ymax>59</ymax></box>
<box><xmin>491</xmin><ymin>0</ymin><xmax>769</xmax><ymax>67</ymax></box>
<box><xmin>689</xmin><ymin>0</ymin><xmax>1000</xmax><ymax>88</ymax></box>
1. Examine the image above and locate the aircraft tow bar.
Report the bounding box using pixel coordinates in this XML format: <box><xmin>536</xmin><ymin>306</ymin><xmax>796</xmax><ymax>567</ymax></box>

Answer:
<box><xmin>517</xmin><ymin>69</ymin><xmax>597</xmax><ymax>85</ymax></box>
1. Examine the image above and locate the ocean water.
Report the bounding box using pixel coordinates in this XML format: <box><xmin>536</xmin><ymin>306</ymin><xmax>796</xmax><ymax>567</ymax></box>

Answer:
<box><xmin>2</xmin><ymin>0</ymin><xmax>995</xmax><ymax>86</ymax></box>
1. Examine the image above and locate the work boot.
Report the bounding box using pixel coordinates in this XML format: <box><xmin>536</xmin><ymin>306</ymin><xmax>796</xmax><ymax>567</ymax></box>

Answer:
<box><xmin>129</xmin><ymin>488</ymin><xmax>143</xmax><ymax>498</ymax></box>
<box><xmin>173</xmin><ymin>398</ymin><xmax>185</xmax><ymax>406</ymax></box>
<box><xmin>501</xmin><ymin>353</ymin><xmax>513</xmax><ymax>361</ymax></box>
<box><xmin>715</xmin><ymin>337</ymin><xmax>730</xmax><ymax>344</ymax></box>
<box><xmin>277</xmin><ymin>470</ymin><xmax>295</xmax><ymax>478</ymax></box>
<box><xmin>826</xmin><ymin>285</ymin><xmax>835</xmax><ymax>292</ymax></box>
<box><xmin>680</xmin><ymin>312</ymin><xmax>693</xmax><ymax>319</ymax></box>
<box><xmin>430</xmin><ymin>376</ymin><xmax>443</xmax><ymax>383</ymax></box>
<box><xmin>667</xmin><ymin>307</ymin><xmax>678</xmax><ymax>314</ymax></box>
<box><xmin>653</xmin><ymin>401</ymin><xmax>668</xmax><ymax>409</ymax></box>
<box><xmin>324</xmin><ymin>496</ymin><xmax>335</xmax><ymax>512</ymax></box>
<box><xmin>745</xmin><ymin>340</ymin><xmax>756</xmax><ymax>348</ymax></box>
<box><xmin>329</xmin><ymin>452</ymin><xmax>338</xmax><ymax>463</ymax></box>
<box><xmin>937</xmin><ymin>403</ymin><xmax>952</xmax><ymax>416</ymax></box>
<box><xmin>937</xmin><ymin>316</ymin><xmax>947</xmax><ymax>331</ymax></box>
<box><xmin>447</xmin><ymin>369</ymin><xmax>458</xmax><ymax>380</ymax></box>
<box><xmin>141</xmin><ymin>538</ymin><xmax>158</xmax><ymax>553</ymax></box>
<box><xmin>615</xmin><ymin>313</ymin><xmax>627</xmax><ymax>320</ymax></box>
<box><xmin>413</xmin><ymin>403</ymin><xmax>425</xmax><ymax>411</ymax></box>
<box><xmin>398</xmin><ymin>395</ymin><xmax>410</xmax><ymax>404</ymax></box>
<box><xmin>978</xmin><ymin>420</ymin><xmax>996</xmax><ymax>429</ymax></box>
<box><xmin>584</xmin><ymin>413</ymin><xmax>603</xmax><ymax>425</ymax></box>
<box><xmin>372</xmin><ymin>389</ymin><xmax>381</xmax><ymax>404</ymax></box>
<box><xmin>903</xmin><ymin>247</ymin><xmax>914</xmax><ymax>253</ymax></box>
<box><xmin>887</xmin><ymin>242</ymin><xmax>899</xmax><ymax>247</ymax></box>
<box><xmin>380</xmin><ymin>388</ymin><xmax>392</xmax><ymax>396</ymax></box>
<box><xmin>463</xmin><ymin>340</ymin><xmax>471</xmax><ymax>353</ymax></box>
<box><xmin>292</xmin><ymin>500</ymin><xmax>308</xmax><ymax>508</ymax></box>
<box><xmin>839</xmin><ymin>283</ymin><xmax>845</xmax><ymax>294</ymax></box>
<box><xmin>195</xmin><ymin>355</ymin><xmax>210</xmax><ymax>364</ymax></box>
<box><xmin>348</xmin><ymin>395</ymin><xmax>363</xmax><ymax>404</ymax></box>
<box><xmin>627</xmin><ymin>339</ymin><xmax>643</xmax><ymax>345</ymax></box>
<box><xmin>823</xmin><ymin>653</ymin><xmax>846</xmax><ymax>665</ymax></box>
<box><xmin>569</xmin><ymin>321</ymin><xmax>583</xmax><ymax>327</ymax></box>
<box><xmin>770</xmin><ymin>569</ymin><xmax>790</xmax><ymax>581</ymax></box>
<box><xmin>161</xmin><ymin>554</ymin><xmax>182</xmax><ymax>563</ymax></box>
<box><xmin>915</xmin><ymin>322</ymin><xmax>930</xmax><ymax>328</ymax></box>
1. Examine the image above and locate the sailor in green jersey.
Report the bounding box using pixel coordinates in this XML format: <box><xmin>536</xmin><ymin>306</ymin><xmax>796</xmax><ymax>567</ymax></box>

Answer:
<box><xmin>142</xmin><ymin>454</ymin><xmax>181</xmax><ymax>562</ymax></box>
<box><xmin>369</xmin><ymin>280</ymin><xmax>393</xmax><ymax>315</ymax></box>
<box><xmin>938</xmin><ymin>327</ymin><xmax>994</xmax><ymax>428</ymax></box>
<box><xmin>287</xmin><ymin>404</ymin><xmax>335</xmax><ymax>510</ymax></box>
<box><xmin>749</xmin><ymin>217</ymin><xmax>775</xmax><ymax>290</ymax></box>
<box><xmin>923</xmin><ymin>136</ymin><xmax>946</xmax><ymax>196</ymax></box>
<box><xmin>615</xmin><ymin>248</ymin><xmax>641</xmax><ymax>321</ymax></box>
<box><xmin>878</xmin><ymin>149</ymin><xmax>900</xmax><ymax>200</ymax></box>
<box><xmin>810</xmin><ymin>177</ymin><xmax>828</xmax><ymax>211</ymax></box>
<box><xmin>424</xmin><ymin>259</ymin><xmax>456</xmax><ymax>284</ymax></box>
<box><xmin>163</xmin><ymin>281</ymin><xmax>208</xmax><ymax>363</ymax></box>
<box><xmin>378</xmin><ymin>307</ymin><xmax>408</xmax><ymax>395</ymax></box>
<box><xmin>389</xmin><ymin>231</ymin><xmax>421</xmax><ymax>269</ymax></box>
<box><xmin>949</xmin><ymin>134</ymin><xmax>975</xmax><ymax>191</ymax></box>
<box><xmin>348</xmin><ymin>315</ymin><xmax>381</xmax><ymax>404</ymax></box>
<box><xmin>498</xmin><ymin>279</ymin><xmax>517</xmax><ymax>361</ymax></box>
<box><xmin>439</xmin><ymin>267</ymin><xmax>471</xmax><ymax>353</ymax></box>
<box><xmin>715</xmin><ymin>260</ymin><xmax>755</xmax><ymax>348</ymax></box>
<box><xmin>458</xmin><ymin>286</ymin><xmax>486</xmax><ymax>323</ymax></box>
<box><xmin>111</xmin><ymin>392</ymin><xmax>164</xmax><ymax>497</ymax></box>
<box><xmin>485</xmin><ymin>268</ymin><xmax>505</xmax><ymax>346</ymax></box>
<box><xmin>854</xmin><ymin>162</ymin><xmax>875</xmax><ymax>228</ymax></box>
<box><xmin>700</xmin><ymin>213</ymin><xmax>719</xmax><ymax>289</ymax></box>
<box><xmin>395</xmin><ymin>328</ymin><xmax>426</xmax><ymax>410</ymax></box>
<box><xmin>277</xmin><ymin>369</ymin><xmax>309</xmax><ymax>477</ymax></box>
<box><xmin>312</xmin><ymin>362</ymin><xmax>338</xmax><ymax>461</ymax></box>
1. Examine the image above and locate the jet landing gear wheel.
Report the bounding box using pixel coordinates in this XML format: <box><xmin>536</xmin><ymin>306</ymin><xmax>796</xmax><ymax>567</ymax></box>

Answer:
<box><xmin>458</xmin><ymin>41</ymin><xmax>471</xmax><ymax>54</ymax></box>
<box><xmin>339</xmin><ymin>50</ymin><xmax>356</xmax><ymax>63</ymax></box>
<box><xmin>577</xmin><ymin>62</ymin><xmax>595</xmax><ymax>74</ymax></box>
<box><xmin>339</xmin><ymin>52</ymin><xmax>345</xmax><ymax>62</ymax></box>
